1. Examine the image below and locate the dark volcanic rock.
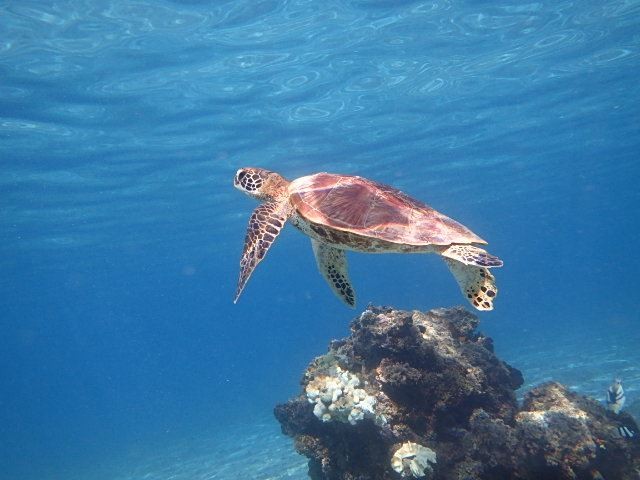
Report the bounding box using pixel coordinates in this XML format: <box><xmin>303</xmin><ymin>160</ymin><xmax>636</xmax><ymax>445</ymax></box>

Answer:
<box><xmin>515</xmin><ymin>382</ymin><xmax>640</xmax><ymax>479</ymax></box>
<box><xmin>275</xmin><ymin>306</ymin><xmax>640</xmax><ymax>480</ymax></box>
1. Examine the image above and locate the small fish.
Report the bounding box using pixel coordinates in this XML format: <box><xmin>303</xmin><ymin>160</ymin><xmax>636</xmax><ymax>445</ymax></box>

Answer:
<box><xmin>606</xmin><ymin>378</ymin><xmax>625</xmax><ymax>414</ymax></box>
<box><xmin>616</xmin><ymin>425</ymin><xmax>636</xmax><ymax>439</ymax></box>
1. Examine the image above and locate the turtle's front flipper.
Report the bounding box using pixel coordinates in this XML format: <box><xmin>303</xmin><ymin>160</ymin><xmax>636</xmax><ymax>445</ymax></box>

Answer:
<box><xmin>443</xmin><ymin>258</ymin><xmax>498</xmax><ymax>311</ymax></box>
<box><xmin>442</xmin><ymin>244</ymin><xmax>503</xmax><ymax>267</ymax></box>
<box><xmin>234</xmin><ymin>201</ymin><xmax>292</xmax><ymax>303</ymax></box>
<box><xmin>311</xmin><ymin>239</ymin><xmax>356</xmax><ymax>308</ymax></box>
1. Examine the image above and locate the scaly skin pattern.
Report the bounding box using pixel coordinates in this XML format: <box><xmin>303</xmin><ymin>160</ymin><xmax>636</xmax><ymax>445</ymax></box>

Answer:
<box><xmin>291</xmin><ymin>213</ymin><xmax>439</xmax><ymax>254</ymax></box>
<box><xmin>234</xmin><ymin>201</ymin><xmax>292</xmax><ymax>303</ymax></box>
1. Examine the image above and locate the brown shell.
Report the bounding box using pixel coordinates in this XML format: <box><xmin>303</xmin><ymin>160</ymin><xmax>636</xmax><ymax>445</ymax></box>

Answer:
<box><xmin>288</xmin><ymin>173</ymin><xmax>486</xmax><ymax>246</ymax></box>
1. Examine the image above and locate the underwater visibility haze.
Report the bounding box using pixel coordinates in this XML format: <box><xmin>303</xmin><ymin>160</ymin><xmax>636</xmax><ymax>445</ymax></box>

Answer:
<box><xmin>1</xmin><ymin>1</ymin><xmax>639</xmax><ymax>479</ymax></box>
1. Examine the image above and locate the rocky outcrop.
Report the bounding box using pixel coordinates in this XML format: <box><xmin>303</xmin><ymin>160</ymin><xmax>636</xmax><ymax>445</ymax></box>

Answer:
<box><xmin>274</xmin><ymin>306</ymin><xmax>640</xmax><ymax>480</ymax></box>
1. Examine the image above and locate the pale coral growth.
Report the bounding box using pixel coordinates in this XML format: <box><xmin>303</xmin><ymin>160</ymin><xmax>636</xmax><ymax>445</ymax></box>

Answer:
<box><xmin>390</xmin><ymin>441</ymin><xmax>437</xmax><ymax>478</ymax></box>
<box><xmin>517</xmin><ymin>410</ymin><xmax>549</xmax><ymax>428</ymax></box>
<box><xmin>305</xmin><ymin>367</ymin><xmax>384</xmax><ymax>425</ymax></box>
<box><xmin>517</xmin><ymin>383</ymin><xmax>589</xmax><ymax>429</ymax></box>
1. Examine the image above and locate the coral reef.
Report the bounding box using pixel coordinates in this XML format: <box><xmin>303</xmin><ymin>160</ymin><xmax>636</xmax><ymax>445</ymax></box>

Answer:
<box><xmin>305</xmin><ymin>366</ymin><xmax>384</xmax><ymax>425</ymax></box>
<box><xmin>391</xmin><ymin>441</ymin><xmax>437</xmax><ymax>478</ymax></box>
<box><xmin>274</xmin><ymin>306</ymin><xmax>640</xmax><ymax>480</ymax></box>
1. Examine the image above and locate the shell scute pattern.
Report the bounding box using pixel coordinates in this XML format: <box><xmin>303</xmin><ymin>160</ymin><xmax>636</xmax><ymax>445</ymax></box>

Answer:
<box><xmin>289</xmin><ymin>173</ymin><xmax>485</xmax><ymax>247</ymax></box>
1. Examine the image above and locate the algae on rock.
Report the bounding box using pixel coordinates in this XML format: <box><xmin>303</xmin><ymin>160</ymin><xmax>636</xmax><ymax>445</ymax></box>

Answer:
<box><xmin>274</xmin><ymin>306</ymin><xmax>640</xmax><ymax>480</ymax></box>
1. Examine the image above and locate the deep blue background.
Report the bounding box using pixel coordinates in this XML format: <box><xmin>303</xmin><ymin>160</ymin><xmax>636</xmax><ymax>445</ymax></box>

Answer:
<box><xmin>1</xmin><ymin>1</ymin><xmax>639</xmax><ymax>479</ymax></box>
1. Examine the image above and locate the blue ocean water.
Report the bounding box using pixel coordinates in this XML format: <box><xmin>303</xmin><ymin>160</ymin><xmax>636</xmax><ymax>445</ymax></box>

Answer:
<box><xmin>1</xmin><ymin>1</ymin><xmax>639</xmax><ymax>478</ymax></box>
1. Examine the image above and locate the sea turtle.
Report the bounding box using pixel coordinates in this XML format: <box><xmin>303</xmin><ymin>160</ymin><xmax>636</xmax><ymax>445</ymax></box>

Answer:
<box><xmin>233</xmin><ymin>167</ymin><xmax>503</xmax><ymax>311</ymax></box>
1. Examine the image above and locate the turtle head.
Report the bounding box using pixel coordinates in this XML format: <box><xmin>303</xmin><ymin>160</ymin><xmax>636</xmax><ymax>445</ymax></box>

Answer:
<box><xmin>234</xmin><ymin>167</ymin><xmax>288</xmax><ymax>201</ymax></box>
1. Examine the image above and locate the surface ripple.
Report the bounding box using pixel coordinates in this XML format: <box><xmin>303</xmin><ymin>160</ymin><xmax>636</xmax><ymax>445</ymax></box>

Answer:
<box><xmin>1</xmin><ymin>0</ymin><xmax>639</xmax><ymax>261</ymax></box>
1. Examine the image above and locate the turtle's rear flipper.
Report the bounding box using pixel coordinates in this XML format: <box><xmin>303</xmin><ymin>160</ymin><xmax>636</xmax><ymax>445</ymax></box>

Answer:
<box><xmin>234</xmin><ymin>201</ymin><xmax>292</xmax><ymax>303</ymax></box>
<box><xmin>444</xmin><ymin>258</ymin><xmax>497</xmax><ymax>311</ymax></box>
<box><xmin>442</xmin><ymin>244</ymin><xmax>503</xmax><ymax>267</ymax></box>
<box><xmin>311</xmin><ymin>240</ymin><xmax>356</xmax><ymax>308</ymax></box>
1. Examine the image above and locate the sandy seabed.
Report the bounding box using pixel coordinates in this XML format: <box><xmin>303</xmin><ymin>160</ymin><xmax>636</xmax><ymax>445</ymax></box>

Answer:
<box><xmin>79</xmin><ymin>321</ymin><xmax>640</xmax><ymax>480</ymax></box>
